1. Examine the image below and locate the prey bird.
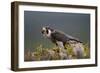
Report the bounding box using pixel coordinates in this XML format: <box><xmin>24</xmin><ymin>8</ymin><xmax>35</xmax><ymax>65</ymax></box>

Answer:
<box><xmin>41</xmin><ymin>26</ymin><xmax>84</xmax><ymax>59</ymax></box>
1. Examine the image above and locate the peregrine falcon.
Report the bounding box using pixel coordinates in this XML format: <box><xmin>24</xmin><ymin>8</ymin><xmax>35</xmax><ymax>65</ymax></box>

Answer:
<box><xmin>41</xmin><ymin>26</ymin><xmax>84</xmax><ymax>59</ymax></box>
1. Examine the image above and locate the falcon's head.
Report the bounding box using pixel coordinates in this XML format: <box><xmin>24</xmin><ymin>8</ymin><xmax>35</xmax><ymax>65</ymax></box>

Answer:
<box><xmin>41</xmin><ymin>26</ymin><xmax>54</xmax><ymax>38</ymax></box>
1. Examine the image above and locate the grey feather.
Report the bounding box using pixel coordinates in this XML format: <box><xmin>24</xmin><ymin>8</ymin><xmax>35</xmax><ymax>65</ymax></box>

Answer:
<box><xmin>51</xmin><ymin>31</ymin><xmax>82</xmax><ymax>43</ymax></box>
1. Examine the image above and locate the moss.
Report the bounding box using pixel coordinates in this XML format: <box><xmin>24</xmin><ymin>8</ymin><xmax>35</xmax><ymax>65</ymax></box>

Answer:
<box><xmin>83</xmin><ymin>43</ymin><xmax>90</xmax><ymax>58</ymax></box>
<box><xmin>24</xmin><ymin>43</ymin><xmax>90</xmax><ymax>61</ymax></box>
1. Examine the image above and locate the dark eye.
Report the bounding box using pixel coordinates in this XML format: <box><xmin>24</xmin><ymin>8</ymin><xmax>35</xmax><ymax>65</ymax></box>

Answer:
<box><xmin>46</xmin><ymin>30</ymin><xmax>49</xmax><ymax>34</ymax></box>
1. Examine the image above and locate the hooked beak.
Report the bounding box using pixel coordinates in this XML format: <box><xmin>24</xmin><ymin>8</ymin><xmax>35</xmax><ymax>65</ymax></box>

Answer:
<box><xmin>41</xmin><ymin>27</ymin><xmax>46</xmax><ymax>34</ymax></box>
<box><xmin>41</xmin><ymin>30</ymin><xmax>45</xmax><ymax>34</ymax></box>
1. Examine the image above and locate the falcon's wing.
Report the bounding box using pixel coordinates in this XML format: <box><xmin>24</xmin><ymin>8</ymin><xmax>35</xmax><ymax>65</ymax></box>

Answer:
<box><xmin>51</xmin><ymin>31</ymin><xmax>82</xmax><ymax>43</ymax></box>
